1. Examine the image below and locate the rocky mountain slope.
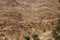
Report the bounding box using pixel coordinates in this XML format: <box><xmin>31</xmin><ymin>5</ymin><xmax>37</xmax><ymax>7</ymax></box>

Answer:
<box><xmin>0</xmin><ymin>0</ymin><xmax>60</xmax><ymax>40</ymax></box>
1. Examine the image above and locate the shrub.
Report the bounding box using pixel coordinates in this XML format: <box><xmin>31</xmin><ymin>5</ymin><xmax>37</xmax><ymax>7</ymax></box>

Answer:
<box><xmin>24</xmin><ymin>36</ymin><xmax>30</xmax><ymax>40</ymax></box>
<box><xmin>53</xmin><ymin>17</ymin><xmax>60</xmax><ymax>40</ymax></box>
<box><xmin>32</xmin><ymin>34</ymin><xmax>40</xmax><ymax>40</ymax></box>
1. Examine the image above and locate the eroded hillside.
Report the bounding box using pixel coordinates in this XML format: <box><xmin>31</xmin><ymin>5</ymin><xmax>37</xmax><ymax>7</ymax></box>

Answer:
<box><xmin>0</xmin><ymin>0</ymin><xmax>60</xmax><ymax>40</ymax></box>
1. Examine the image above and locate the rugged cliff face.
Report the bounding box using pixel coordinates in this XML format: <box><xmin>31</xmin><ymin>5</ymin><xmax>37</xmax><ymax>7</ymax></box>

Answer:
<box><xmin>0</xmin><ymin>0</ymin><xmax>59</xmax><ymax>40</ymax></box>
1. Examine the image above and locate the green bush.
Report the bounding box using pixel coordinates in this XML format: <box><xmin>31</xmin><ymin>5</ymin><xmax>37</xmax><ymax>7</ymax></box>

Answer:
<box><xmin>32</xmin><ymin>34</ymin><xmax>40</xmax><ymax>40</ymax></box>
<box><xmin>58</xmin><ymin>19</ymin><xmax>60</xmax><ymax>24</ymax></box>
<box><xmin>53</xmin><ymin>17</ymin><xmax>60</xmax><ymax>40</ymax></box>
<box><xmin>24</xmin><ymin>36</ymin><xmax>30</xmax><ymax>40</ymax></box>
<box><xmin>56</xmin><ymin>24</ymin><xmax>60</xmax><ymax>32</ymax></box>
